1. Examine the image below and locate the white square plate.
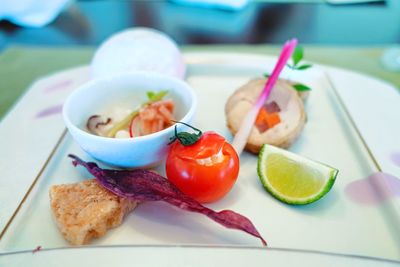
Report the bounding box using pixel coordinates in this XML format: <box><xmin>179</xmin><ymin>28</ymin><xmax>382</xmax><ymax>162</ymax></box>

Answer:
<box><xmin>0</xmin><ymin>52</ymin><xmax>399</xmax><ymax>264</ymax></box>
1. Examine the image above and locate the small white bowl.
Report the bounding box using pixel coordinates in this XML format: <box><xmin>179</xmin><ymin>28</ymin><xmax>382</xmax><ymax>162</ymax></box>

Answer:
<box><xmin>63</xmin><ymin>72</ymin><xmax>197</xmax><ymax>168</ymax></box>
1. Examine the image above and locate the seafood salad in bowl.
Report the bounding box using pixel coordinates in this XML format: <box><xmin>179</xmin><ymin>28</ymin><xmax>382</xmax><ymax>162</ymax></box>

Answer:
<box><xmin>63</xmin><ymin>71</ymin><xmax>197</xmax><ymax>168</ymax></box>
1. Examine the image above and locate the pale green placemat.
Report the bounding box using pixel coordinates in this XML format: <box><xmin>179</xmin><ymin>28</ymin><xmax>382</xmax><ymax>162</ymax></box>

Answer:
<box><xmin>0</xmin><ymin>45</ymin><xmax>398</xmax><ymax>119</ymax></box>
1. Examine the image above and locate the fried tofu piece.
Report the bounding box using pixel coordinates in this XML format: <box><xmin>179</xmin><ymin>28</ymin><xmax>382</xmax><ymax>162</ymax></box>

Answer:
<box><xmin>49</xmin><ymin>179</ymin><xmax>137</xmax><ymax>245</ymax></box>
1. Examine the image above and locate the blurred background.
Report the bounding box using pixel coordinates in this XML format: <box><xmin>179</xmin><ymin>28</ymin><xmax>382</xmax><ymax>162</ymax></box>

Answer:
<box><xmin>0</xmin><ymin>0</ymin><xmax>399</xmax><ymax>50</ymax></box>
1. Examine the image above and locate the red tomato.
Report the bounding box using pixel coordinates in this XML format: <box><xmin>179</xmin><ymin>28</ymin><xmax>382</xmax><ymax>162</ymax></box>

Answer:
<box><xmin>166</xmin><ymin>131</ymin><xmax>239</xmax><ymax>203</ymax></box>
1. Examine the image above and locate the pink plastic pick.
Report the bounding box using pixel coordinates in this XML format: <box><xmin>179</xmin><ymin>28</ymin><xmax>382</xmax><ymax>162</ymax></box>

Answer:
<box><xmin>232</xmin><ymin>39</ymin><xmax>298</xmax><ymax>154</ymax></box>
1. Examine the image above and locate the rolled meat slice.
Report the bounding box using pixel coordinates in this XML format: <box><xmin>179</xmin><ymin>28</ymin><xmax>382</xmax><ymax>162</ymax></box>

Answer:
<box><xmin>225</xmin><ymin>78</ymin><xmax>306</xmax><ymax>154</ymax></box>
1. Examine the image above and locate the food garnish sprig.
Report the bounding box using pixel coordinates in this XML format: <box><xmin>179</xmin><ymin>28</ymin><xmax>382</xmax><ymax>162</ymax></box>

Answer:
<box><xmin>287</xmin><ymin>46</ymin><xmax>312</xmax><ymax>91</ymax></box>
<box><xmin>264</xmin><ymin>46</ymin><xmax>312</xmax><ymax>92</ymax></box>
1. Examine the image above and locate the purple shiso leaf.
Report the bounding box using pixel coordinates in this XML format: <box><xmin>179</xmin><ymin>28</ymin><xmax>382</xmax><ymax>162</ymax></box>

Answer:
<box><xmin>69</xmin><ymin>154</ymin><xmax>267</xmax><ymax>246</ymax></box>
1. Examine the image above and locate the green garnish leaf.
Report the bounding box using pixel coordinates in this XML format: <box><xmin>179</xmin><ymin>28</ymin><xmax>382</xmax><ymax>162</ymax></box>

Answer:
<box><xmin>292</xmin><ymin>46</ymin><xmax>304</xmax><ymax>67</ymax></box>
<box><xmin>169</xmin><ymin>121</ymin><xmax>202</xmax><ymax>146</ymax></box>
<box><xmin>293</xmin><ymin>83</ymin><xmax>312</xmax><ymax>91</ymax></box>
<box><xmin>263</xmin><ymin>73</ymin><xmax>271</xmax><ymax>78</ymax></box>
<box><xmin>146</xmin><ymin>91</ymin><xmax>155</xmax><ymax>100</ymax></box>
<box><xmin>147</xmin><ymin>90</ymin><xmax>169</xmax><ymax>103</ymax></box>
<box><xmin>296</xmin><ymin>64</ymin><xmax>312</xmax><ymax>70</ymax></box>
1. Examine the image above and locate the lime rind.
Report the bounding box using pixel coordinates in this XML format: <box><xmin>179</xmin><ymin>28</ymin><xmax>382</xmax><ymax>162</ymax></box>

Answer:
<box><xmin>257</xmin><ymin>144</ymin><xmax>338</xmax><ymax>205</ymax></box>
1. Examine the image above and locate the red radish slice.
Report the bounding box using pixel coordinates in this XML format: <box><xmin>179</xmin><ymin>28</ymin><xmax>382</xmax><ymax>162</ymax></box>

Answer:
<box><xmin>129</xmin><ymin>116</ymin><xmax>141</xmax><ymax>138</ymax></box>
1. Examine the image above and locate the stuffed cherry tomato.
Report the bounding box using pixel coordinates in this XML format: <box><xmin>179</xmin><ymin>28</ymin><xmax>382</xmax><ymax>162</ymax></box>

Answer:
<box><xmin>166</xmin><ymin>123</ymin><xmax>239</xmax><ymax>203</ymax></box>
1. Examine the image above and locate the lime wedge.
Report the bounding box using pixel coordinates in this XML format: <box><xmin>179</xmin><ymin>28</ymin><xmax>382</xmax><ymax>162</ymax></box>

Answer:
<box><xmin>257</xmin><ymin>144</ymin><xmax>338</xmax><ymax>205</ymax></box>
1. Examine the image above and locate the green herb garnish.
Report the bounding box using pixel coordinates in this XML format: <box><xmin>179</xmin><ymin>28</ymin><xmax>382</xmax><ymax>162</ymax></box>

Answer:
<box><xmin>291</xmin><ymin>46</ymin><xmax>303</xmax><ymax>67</ymax></box>
<box><xmin>287</xmin><ymin>45</ymin><xmax>313</xmax><ymax>91</ymax></box>
<box><xmin>287</xmin><ymin>46</ymin><xmax>313</xmax><ymax>71</ymax></box>
<box><xmin>262</xmin><ymin>46</ymin><xmax>312</xmax><ymax>92</ymax></box>
<box><xmin>106</xmin><ymin>90</ymin><xmax>169</xmax><ymax>138</ymax></box>
<box><xmin>287</xmin><ymin>46</ymin><xmax>312</xmax><ymax>70</ymax></box>
<box><xmin>147</xmin><ymin>90</ymin><xmax>169</xmax><ymax>103</ymax></box>
<box><xmin>264</xmin><ymin>46</ymin><xmax>312</xmax><ymax>74</ymax></box>
<box><xmin>169</xmin><ymin>121</ymin><xmax>202</xmax><ymax>146</ymax></box>
<box><xmin>295</xmin><ymin>64</ymin><xmax>312</xmax><ymax>70</ymax></box>
<box><xmin>293</xmin><ymin>83</ymin><xmax>311</xmax><ymax>91</ymax></box>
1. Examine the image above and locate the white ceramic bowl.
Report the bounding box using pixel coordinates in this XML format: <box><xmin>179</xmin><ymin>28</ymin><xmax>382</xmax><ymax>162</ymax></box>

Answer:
<box><xmin>63</xmin><ymin>72</ymin><xmax>197</xmax><ymax>168</ymax></box>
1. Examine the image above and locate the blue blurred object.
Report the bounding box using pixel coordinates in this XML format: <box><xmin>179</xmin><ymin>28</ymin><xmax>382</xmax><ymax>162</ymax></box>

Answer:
<box><xmin>326</xmin><ymin>0</ymin><xmax>385</xmax><ymax>3</ymax></box>
<box><xmin>170</xmin><ymin>0</ymin><xmax>249</xmax><ymax>11</ymax></box>
<box><xmin>326</xmin><ymin>0</ymin><xmax>386</xmax><ymax>5</ymax></box>
<box><xmin>0</xmin><ymin>0</ymin><xmax>72</xmax><ymax>28</ymax></box>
